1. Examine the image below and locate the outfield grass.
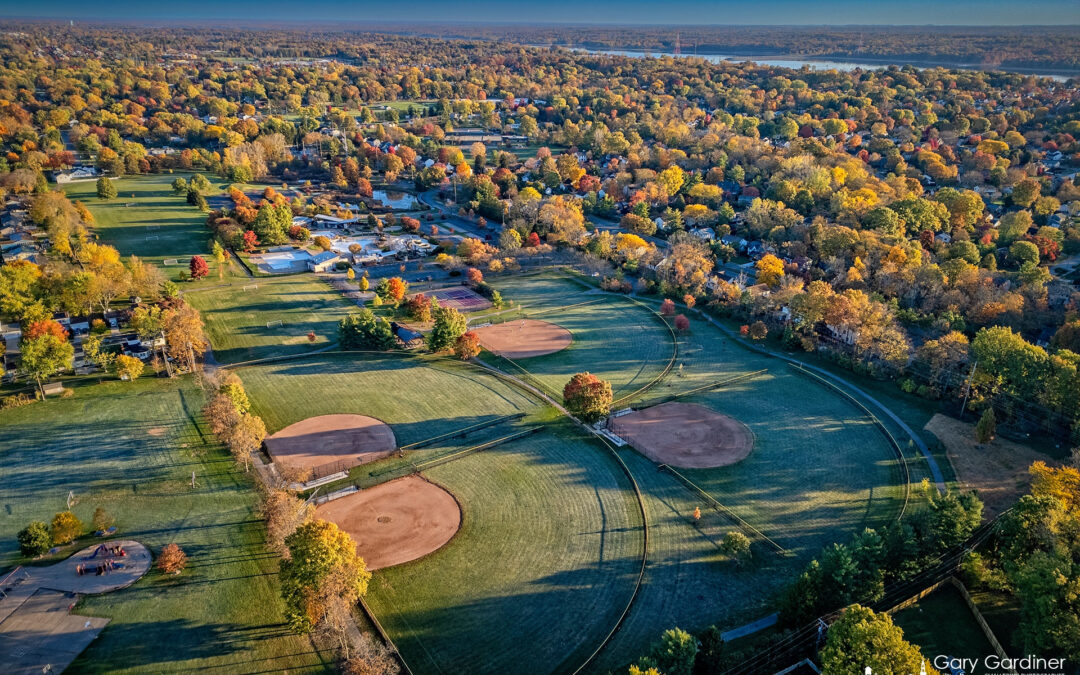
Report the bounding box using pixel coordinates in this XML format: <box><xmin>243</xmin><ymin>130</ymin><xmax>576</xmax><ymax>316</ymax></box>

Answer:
<box><xmin>485</xmin><ymin>274</ymin><xmax>675</xmax><ymax>401</ymax></box>
<box><xmin>894</xmin><ymin>584</ymin><xmax>997</xmax><ymax>672</ymax></box>
<box><xmin>369</xmin><ymin>422</ymin><xmax>643</xmax><ymax>674</ymax></box>
<box><xmin>64</xmin><ymin>173</ymin><xmax>234</xmax><ymax>280</ymax></box>
<box><xmin>237</xmin><ymin>353</ymin><xmax>540</xmax><ymax>445</ymax></box>
<box><xmin>185</xmin><ymin>275</ymin><xmax>360</xmax><ymax>364</ymax></box>
<box><xmin>0</xmin><ymin>377</ymin><xmax>330</xmax><ymax>673</ymax></box>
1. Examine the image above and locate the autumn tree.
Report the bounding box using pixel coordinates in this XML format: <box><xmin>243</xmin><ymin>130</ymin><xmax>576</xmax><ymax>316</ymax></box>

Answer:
<box><xmin>454</xmin><ymin>331</ymin><xmax>482</xmax><ymax>360</ymax></box>
<box><xmin>375</xmin><ymin>277</ymin><xmax>408</xmax><ymax>305</ymax></box>
<box><xmin>755</xmin><ymin>253</ymin><xmax>785</xmax><ymax>288</ymax></box>
<box><xmin>114</xmin><ymin>354</ymin><xmax>145</xmax><ymax>381</ymax></box>
<box><xmin>260</xmin><ymin>488</ymin><xmax>314</xmax><ymax>556</ymax></box>
<box><xmin>161</xmin><ymin>303</ymin><xmax>207</xmax><ymax>369</ymax></box>
<box><xmin>50</xmin><ymin>510</ymin><xmax>82</xmax><ymax>545</ymax></box>
<box><xmin>405</xmin><ymin>293</ymin><xmax>434</xmax><ymax>322</ymax></box>
<box><xmin>157</xmin><ymin>543</ymin><xmax>187</xmax><ymax>574</ymax></box>
<box><xmin>280</xmin><ymin>520</ymin><xmax>371</xmax><ymax>634</ymax></box>
<box><xmin>563</xmin><ymin>372</ymin><xmax>613</xmax><ymax>422</ymax></box>
<box><xmin>674</xmin><ymin>314</ymin><xmax>690</xmax><ymax>332</ymax></box>
<box><xmin>189</xmin><ymin>255</ymin><xmax>209</xmax><ymax>280</ymax></box>
<box><xmin>225</xmin><ymin>413</ymin><xmax>266</xmax><ymax>471</ymax></box>
<box><xmin>660</xmin><ymin>298</ymin><xmax>675</xmax><ymax>316</ymax></box>
<box><xmin>749</xmin><ymin>321</ymin><xmax>768</xmax><ymax>340</ymax></box>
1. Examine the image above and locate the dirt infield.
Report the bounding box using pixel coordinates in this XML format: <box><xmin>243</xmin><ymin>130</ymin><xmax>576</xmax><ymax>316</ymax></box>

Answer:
<box><xmin>473</xmin><ymin>319</ymin><xmax>573</xmax><ymax>359</ymax></box>
<box><xmin>264</xmin><ymin>414</ymin><xmax>397</xmax><ymax>475</ymax></box>
<box><xmin>609</xmin><ymin>402</ymin><xmax>754</xmax><ymax>469</ymax></box>
<box><xmin>315</xmin><ymin>475</ymin><xmax>461</xmax><ymax>570</ymax></box>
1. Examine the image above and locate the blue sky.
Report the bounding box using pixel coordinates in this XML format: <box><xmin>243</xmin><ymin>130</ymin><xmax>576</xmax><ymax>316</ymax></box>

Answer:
<box><xmin>2</xmin><ymin>0</ymin><xmax>1078</xmax><ymax>25</ymax></box>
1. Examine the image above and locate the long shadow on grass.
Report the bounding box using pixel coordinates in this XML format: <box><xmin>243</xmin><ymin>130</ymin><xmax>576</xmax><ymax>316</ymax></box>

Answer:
<box><xmin>68</xmin><ymin>618</ymin><xmax>326</xmax><ymax>673</ymax></box>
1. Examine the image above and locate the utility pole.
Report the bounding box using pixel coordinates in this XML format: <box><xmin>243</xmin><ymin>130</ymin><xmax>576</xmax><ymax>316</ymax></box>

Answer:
<box><xmin>159</xmin><ymin>330</ymin><xmax>173</xmax><ymax>377</ymax></box>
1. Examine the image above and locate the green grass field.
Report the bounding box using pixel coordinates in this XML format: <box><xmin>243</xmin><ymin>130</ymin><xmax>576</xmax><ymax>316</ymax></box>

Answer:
<box><xmin>483</xmin><ymin>274</ymin><xmax>675</xmax><ymax>401</ymax></box>
<box><xmin>64</xmin><ymin>173</ymin><xmax>233</xmax><ymax>280</ymax></box>
<box><xmin>0</xmin><ymin>377</ymin><xmax>331</xmax><ymax>673</ymax></box>
<box><xmin>894</xmin><ymin>584</ymin><xmax>998</xmax><ymax>672</ymax></box>
<box><xmin>185</xmin><ymin>275</ymin><xmax>360</xmax><ymax>364</ymax></box>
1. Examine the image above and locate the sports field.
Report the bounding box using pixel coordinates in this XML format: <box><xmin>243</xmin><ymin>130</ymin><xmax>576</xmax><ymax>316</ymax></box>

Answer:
<box><xmin>481</xmin><ymin>275</ymin><xmax>675</xmax><ymax>401</ymax></box>
<box><xmin>63</xmin><ymin>173</ymin><xmax>231</xmax><ymax>279</ymax></box>
<box><xmin>233</xmin><ymin>275</ymin><xmax>909</xmax><ymax>672</ymax></box>
<box><xmin>185</xmin><ymin>275</ymin><xmax>358</xmax><ymax>364</ymax></box>
<box><xmin>0</xmin><ymin>377</ymin><xmax>331</xmax><ymax>673</ymax></box>
<box><xmin>236</xmin><ymin>352</ymin><xmax>644</xmax><ymax>672</ymax></box>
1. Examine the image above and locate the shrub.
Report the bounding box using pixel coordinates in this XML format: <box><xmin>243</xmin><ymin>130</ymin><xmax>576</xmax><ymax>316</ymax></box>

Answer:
<box><xmin>674</xmin><ymin>314</ymin><xmax>690</xmax><ymax>331</ymax></box>
<box><xmin>91</xmin><ymin>506</ymin><xmax>115</xmax><ymax>533</ymax></box>
<box><xmin>18</xmin><ymin>521</ymin><xmax>52</xmax><ymax>556</ymax></box>
<box><xmin>157</xmin><ymin>543</ymin><xmax>187</xmax><ymax>574</ymax></box>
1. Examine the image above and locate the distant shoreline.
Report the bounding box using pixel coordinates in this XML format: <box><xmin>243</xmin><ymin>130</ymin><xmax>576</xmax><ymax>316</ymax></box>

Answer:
<box><xmin>548</xmin><ymin>45</ymin><xmax>1079</xmax><ymax>79</ymax></box>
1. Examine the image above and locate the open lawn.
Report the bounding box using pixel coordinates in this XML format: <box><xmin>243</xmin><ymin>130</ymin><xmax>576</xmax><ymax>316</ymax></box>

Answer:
<box><xmin>0</xmin><ymin>376</ymin><xmax>330</xmax><ymax>673</ymax></box>
<box><xmin>185</xmin><ymin>275</ymin><xmax>359</xmax><ymax>364</ymax></box>
<box><xmin>893</xmin><ymin>583</ymin><xmax>998</xmax><ymax>673</ymax></box>
<box><xmin>64</xmin><ymin>173</ymin><xmax>233</xmax><ymax>280</ymax></box>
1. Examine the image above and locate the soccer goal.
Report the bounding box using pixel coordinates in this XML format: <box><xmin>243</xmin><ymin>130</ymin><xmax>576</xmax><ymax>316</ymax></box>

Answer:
<box><xmin>163</xmin><ymin>258</ymin><xmax>181</xmax><ymax>266</ymax></box>
<box><xmin>266</xmin><ymin>319</ymin><xmax>283</xmax><ymax>328</ymax></box>
<box><xmin>243</xmin><ymin>284</ymin><xmax>259</xmax><ymax>291</ymax></box>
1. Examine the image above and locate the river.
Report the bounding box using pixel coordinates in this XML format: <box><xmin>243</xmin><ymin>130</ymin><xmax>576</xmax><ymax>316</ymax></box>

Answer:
<box><xmin>571</xmin><ymin>47</ymin><xmax>1073</xmax><ymax>82</ymax></box>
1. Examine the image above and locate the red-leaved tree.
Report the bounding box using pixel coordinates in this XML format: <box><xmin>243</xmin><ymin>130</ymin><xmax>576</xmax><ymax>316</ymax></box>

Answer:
<box><xmin>242</xmin><ymin>230</ymin><xmax>258</xmax><ymax>252</ymax></box>
<box><xmin>189</xmin><ymin>255</ymin><xmax>210</xmax><ymax>280</ymax></box>
<box><xmin>660</xmin><ymin>298</ymin><xmax>675</xmax><ymax>316</ymax></box>
<box><xmin>674</xmin><ymin>314</ymin><xmax>690</xmax><ymax>331</ymax></box>
<box><xmin>454</xmin><ymin>331</ymin><xmax>482</xmax><ymax>360</ymax></box>
<box><xmin>24</xmin><ymin>320</ymin><xmax>68</xmax><ymax>342</ymax></box>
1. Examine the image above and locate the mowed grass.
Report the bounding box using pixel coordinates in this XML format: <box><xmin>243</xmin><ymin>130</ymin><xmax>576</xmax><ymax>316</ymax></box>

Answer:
<box><xmin>484</xmin><ymin>274</ymin><xmax>674</xmax><ymax>401</ymax></box>
<box><xmin>893</xmin><ymin>584</ymin><xmax>998</xmax><ymax>673</ymax></box>
<box><xmin>369</xmin><ymin>423</ymin><xmax>643</xmax><ymax>674</ymax></box>
<box><xmin>237</xmin><ymin>353</ymin><xmax>539</xmax><ymax>444</ymax></box>
<box><xmin>185</xmin><ymin>275</ymin><xmax>359</xmax><ymax>364</ymax></box>
<box><xmin>0</xmin><ymin>377</ymin><xmax>330</xmax><ymax>674</ymax></box>
<box><xmin>237</xmin><ymin>353</ymin><xmax>645</xmax><ymax>673</ymax></box>
<box><xmin>64</xmin><ymin>173</ymin><xmax>232</xmax><ymax>279</ymax></box>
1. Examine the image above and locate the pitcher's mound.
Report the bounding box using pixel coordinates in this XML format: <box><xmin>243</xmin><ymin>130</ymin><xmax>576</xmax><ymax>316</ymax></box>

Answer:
<box><xmin>265</xmin><ymin>414</ymin><xmax>396</xmax><ymax>474</ymax></box>
<box><xmin>316</xmin><ymin>475</ymin><xmax>461</xmax><ymax>570</ymax></box>
<box><xmin>609</xmin><ymin>402</ymin><xmax>753</xmax><ymax>468</ymax></box>
<box><xmin>473</xmin><ymin>319</ymin><xmax>572</xmax><ymax>359</ymax></box>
